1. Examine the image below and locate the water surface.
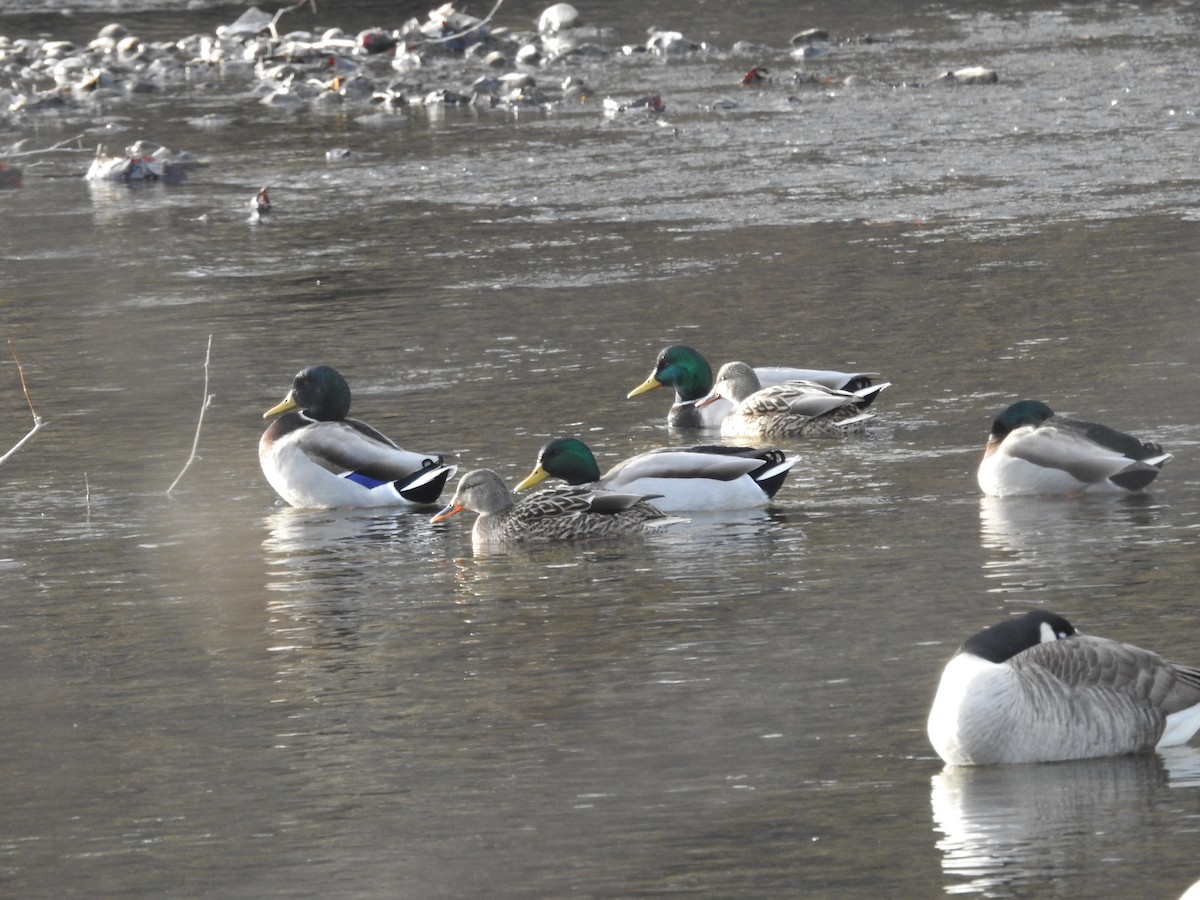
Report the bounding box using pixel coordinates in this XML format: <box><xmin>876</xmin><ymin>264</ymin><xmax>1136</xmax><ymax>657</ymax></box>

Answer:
<box><xmin>2</xmin><ymin>0</ymin><xmax>1200</xmax><ymax>897</ymax></box>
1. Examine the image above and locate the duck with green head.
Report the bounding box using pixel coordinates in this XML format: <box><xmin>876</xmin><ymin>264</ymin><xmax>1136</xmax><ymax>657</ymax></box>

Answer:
<box><xmin>515</xmin><ymin>437</ymin><xmax>797</xmax><ymax>511</ymax></box>
<box><xmin>627</xmin><ymin>345</ymin><xmax>884</xmax><ymax>428</ymax></box>
<box><xmin>259</xmin><ymin>365</ymin><xmax>456</xmax><ymax>509</ymax></box>
<box><xmin>977</xmin><ymin>399</ymin><xmax>1171</xmax><ymax>497</ymax></box>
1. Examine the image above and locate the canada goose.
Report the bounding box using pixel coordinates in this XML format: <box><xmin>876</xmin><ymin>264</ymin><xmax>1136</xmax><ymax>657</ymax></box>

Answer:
<box><xmin>928</xmin><ymin>610</ymin><xmax>1200</xmax><ymax>765</ymax></box>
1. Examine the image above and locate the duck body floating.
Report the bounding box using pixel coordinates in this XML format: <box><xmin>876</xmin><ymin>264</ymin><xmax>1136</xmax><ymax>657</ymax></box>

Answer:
<box><xmin>699</xmin><ymin>361</ymin><xmax>886</xmax><ymax>439</ymax></box>
<box><xmin>978</xmin><ymin>399</ymin><xmax>1172</xmax><ymax>496</ymax></box>
<box><xmin>432</xmin><ymin>468</ymin><xmax>680</xmax><ymax>544</ymax></box>
<box><xmin>516</xmin><ymin>437</ymin><xmax>797</xmax><ymax>511</ymax></box>
<box><xmin>928</xmin><ymin>610</ymin><xmax>1200</xmax><ymax>765</ymax></box>
<box><xmin>259</xmin><ymin>365</ymin><xmax>455</xmax><ymax>509</ymax></box>
<box><xmin>628</xmin><ymin>345</ymin><xmax>883</xmax><ymax>429</ymax></box>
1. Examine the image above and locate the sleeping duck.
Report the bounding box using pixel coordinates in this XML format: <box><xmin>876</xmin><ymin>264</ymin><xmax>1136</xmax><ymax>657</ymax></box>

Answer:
<box><xmin>259</xmin><ymin>365</ymin><xmax>455</xmax><ymax>509</ymax></box>
<box><xmin>977</xmin><ymin>399</ymin><xmax>1171</xmax><ymax>496</ymax></box>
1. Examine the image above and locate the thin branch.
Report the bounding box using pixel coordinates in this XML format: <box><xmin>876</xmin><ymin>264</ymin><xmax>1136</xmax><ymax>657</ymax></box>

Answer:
<box><xmin>3</xmin><ymin>133</ymin><xmax>90</xmax><ymax>158</ymax></box>
<box><xmin>167</xmin><ymin>334</ymin><xmax>214</xmax><ymax>495</ymax></box>
<box><xmin>269</xmin><ymin>0</ymin><xmax>317</xmax><ymax>40</ymax></box>
<box><xmin>419</xmin><ymin>0</ymin><xmax>506</xmax><ymax>46</ymax></box>
<box><xmin>0</xmin><ymin>342</ymin><xmax>48</xmax><ymax>467</ymax></box>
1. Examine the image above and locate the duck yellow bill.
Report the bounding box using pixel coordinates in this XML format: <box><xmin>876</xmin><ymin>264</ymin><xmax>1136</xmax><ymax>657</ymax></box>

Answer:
<box><xmin>263</xmin><ymin>391</ymin><xmax>299</xmax><ymax>418</ymax></box>
<box><xmin>514</xmin><ymin>465</ymin><xmax>549</xmax><ymax>492</ymax></box>
<box><xmin>627</xmin><ymin>375</ymin><xmax>663</xmax><ymax>399</ymax></box>
<box><xmin>431</xmin><ymin>501</ymin><xmax>465</xmax><ymax>524</ymax></box>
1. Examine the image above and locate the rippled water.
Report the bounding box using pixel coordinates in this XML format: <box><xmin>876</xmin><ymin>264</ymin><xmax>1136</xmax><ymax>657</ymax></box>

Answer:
<box><xmin>2</xmin><ymin>0</ymin><xmax>1200</xmax><ymax>897</ymax></box>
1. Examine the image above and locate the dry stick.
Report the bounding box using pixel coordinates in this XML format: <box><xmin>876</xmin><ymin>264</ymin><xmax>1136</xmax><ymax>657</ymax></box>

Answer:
<box><xmin>268</xmin><ymin>0</ymin><xmax>318</xmax><ymax>40</ymax></box>
<box><xmin>0</xmin><ymin>342</ymin><xmax>48</xmax><ymax>466</ymax></box>
<box><xmin>419</xmin><ymin>0</ymin><xmax>506</xmax><ymax>46</ymax></box>
<box><xmin>167</xmin><ymin>335</ymin><xmax>214</xmax><ymax>495</ymax></box>
<box><xmin>3</xmin><ymin>133</ymin><xmax>89</xmax><ymax>159</ymax></box>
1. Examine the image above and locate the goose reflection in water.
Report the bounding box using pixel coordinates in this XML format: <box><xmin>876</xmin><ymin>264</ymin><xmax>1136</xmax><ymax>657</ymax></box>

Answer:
<box><xmin>930</xmin><ymin>747</ymin><xmax>1200</xmax><ymax>895</ymax></box>
<box><xmin>978</xmin><ymin>494</ymin><xmax>1168</xmax><ymax>592</ymax></box>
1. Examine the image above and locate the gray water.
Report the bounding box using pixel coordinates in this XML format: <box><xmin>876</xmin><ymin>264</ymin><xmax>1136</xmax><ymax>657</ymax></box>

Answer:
<box><xmin>2</xmin><ymin>0</ymin><xmax>1200</xmax><ymax>897</ymax></box>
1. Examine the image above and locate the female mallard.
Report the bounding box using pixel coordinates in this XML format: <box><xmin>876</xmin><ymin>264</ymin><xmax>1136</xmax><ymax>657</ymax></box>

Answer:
<box><xmin>927</xmin><ymin>610</ymin><xmax>1200</xmax><ymax>765</ymax></box>
<box><xmin>977</xmin><ymin>399</ymin><xmax>1172</xmax><ymax>497</ymax></box>
<box><xmin>697</xmin><ymin>362</ymin><xmax>883</xmax><ymax>439</ymax></box>
<box><xmin>514</xmin><ymin>437</ymin><xmax>797</xmax><ymax>511</ymax></box>
<box><xmin>259</xmin><ymin>365</ymin><xmax>456</xmax><ymax>509</ymax></box>
<box><xmin>431</xmin><ymin>468</ymin><xmax>677</xmax><ymax>543</ymax></box>
<box><xmin>626</xmin><ymin>344</ymin><xmax>883</xmax><ymax>428</ymax></box>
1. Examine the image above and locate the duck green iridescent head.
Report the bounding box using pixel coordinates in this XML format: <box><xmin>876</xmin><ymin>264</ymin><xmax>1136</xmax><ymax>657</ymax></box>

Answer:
<box><xmin>264</xmin><ymin>365</ymin><xmax>352</xmax><ymax>422</ymax></box>
<box><xmin>515</xmin><ymin>437</ymin><xmax>602</xmax><ymax>490</ymax></box>
<box><xmin>627</xmin><ymin>345</ymin><xmax>714</xmax><ymax>403</ymax></box>
<box><xmin>990</xmin><ymin>399</ymin><xmax>1054</xmax><ymax>440</ymax></box>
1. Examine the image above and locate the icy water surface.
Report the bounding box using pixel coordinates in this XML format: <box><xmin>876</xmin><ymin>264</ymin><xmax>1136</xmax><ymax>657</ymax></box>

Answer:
<box><xmin>2</xmin><ymin>0</ymin><xmax>1200</xmax><ymax>897</ymax></box>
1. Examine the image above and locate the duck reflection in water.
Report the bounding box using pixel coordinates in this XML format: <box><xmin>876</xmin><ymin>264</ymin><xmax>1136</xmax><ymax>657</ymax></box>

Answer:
<box><xmin>978</xmin><ymin>493</ymin><xmax>1167</xmax><ymax>592</ymax></box>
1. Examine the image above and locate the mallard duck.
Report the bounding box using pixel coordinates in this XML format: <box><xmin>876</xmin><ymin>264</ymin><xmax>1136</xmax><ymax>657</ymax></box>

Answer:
<box><xmin>977</xmin><ymin>400</ymin><xmax>1172</xmax><ymax>497</ymax></box>
<box><xmin>250</xmin><ymin>186</ymin><xmax>271</xmax><ymax>220</ymax></box>
<box><xmin>259</xmin><ymin>365</ymin><xmax>456</xmax><ymax>509</ymax></box>
<box><xmin>514</xmin><ymin>437</ymin><xmax>798</xmax><ymax>511</ymax></box>
<box><xmin>927</xmin><ymin>610</ymin><xmax>1200</xmax><ymax>765</ymax></box>
<box><xmin>431</xmin><ymin>468</ymin><xmax>678</xmax><ymax>543</ymax></box>
<box><xmin>627</xmin><ymin>345</ymin><xmax>883</xmax><ymax>428</ymax></box>
<box><xmin>697</xmin><ymin>361</ymin><xmax>884</xmax><ymax>439</ymax></box>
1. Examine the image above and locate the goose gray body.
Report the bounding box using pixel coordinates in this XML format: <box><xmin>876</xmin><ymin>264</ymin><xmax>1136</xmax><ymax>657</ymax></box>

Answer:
<box><xmin>928</xmin><ymin>610</ymin><xmax>1200</xmax><ymax>765</ymax></box>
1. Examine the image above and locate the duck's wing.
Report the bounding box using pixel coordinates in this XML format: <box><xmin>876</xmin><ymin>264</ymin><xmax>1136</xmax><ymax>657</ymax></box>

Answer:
<box><xmin>755</xmin><ymin>367</ymin><xmax>880</xmax><ymax>392</ymax></box>
<box><xmin>1000</xmin><ymin>422</ymin><xmax>1169</xmax><ymax>485</ymax></box>
<box><xmin>295</xmin><ymin>419</ymin><xmax>450</xmax><ymax>482</ymax></box>
<box><xmin>517</xmin><ymin>485</ymin><xmax>661</xmax><ymax>517</ymax></box>
<box><xmin>603</xmin><ymin>447</ymin><xmax>766</xmax><ymax>485</ymax></box>
<box><xmin>507</xmin><ymin>486</ymin><xmax>670</xmax><ymax>538</ymax></box>
<box><xmin>679</xmin><ymin>445</ymin><xmax>798</xmax><ymax>489</ymax></box>
<box><xmin>738</xmin><ymin>380</ymin><xmax>860</xmax><ymax>418</ymax></box>
<box><xmin>1059</xmin><ymin>417</ymin><xmax>1172</xmax><ymax>464</ymax></box>
<box><xmin>850</xmin><ymin>381</ymin><xmax>892</xmax><ymax>409</ymax></box>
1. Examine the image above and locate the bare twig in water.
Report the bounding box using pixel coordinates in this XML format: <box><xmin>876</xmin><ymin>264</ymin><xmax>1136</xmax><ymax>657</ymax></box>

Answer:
<box><xmin>0</xmin><ymin>341</ymin><xmax>48</xmax><ymax>466</ymax></box>
<box><xmin>419</xmin><ymin>0</ymin><xmax>506</xmax><ymax>46</ymax></box>
<box><xmin>3</xmin><ymin>133</ymin><xmax>90</xmax><ymax>158</ymax></box>
<box><xmin>167</xmin><ymin>334</ymin><xmax>215</xmax><ymax>495</ymax></box>
<box><xmin>269</xmin><ymin>0</ymin><xmax>318</xmax><ymax>40</ymax></box>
